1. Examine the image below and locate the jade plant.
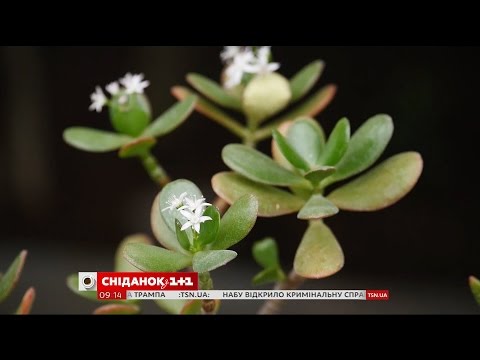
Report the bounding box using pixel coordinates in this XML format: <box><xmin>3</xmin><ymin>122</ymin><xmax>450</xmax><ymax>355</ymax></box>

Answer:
<box><xmin>63</xmin><ymin>47</ymin><xmax>424</xmax><ymax>314</ymax></box>
<box><xmin>212</xmin><ymin>114</ymin><xmax>423</xmax><ymax>313</ymax></box>
<box><xmin>63</xmin><ymin>72</ymin><xmax>197</xmax><ymax>186</ymax></box>
<box><xmin>0</xmin><ymin>250</ymin><xmax>35</xmax><ymax>314</ymax></box>
<box><xmin>469</xmin><ymin>276</ymin><xmax>480</xmax><ymax>306</ymax></box>
<box><xmin>172</xmin><ymin>46</ymin><xmax>336</xmax><ymax>148</ymax></box>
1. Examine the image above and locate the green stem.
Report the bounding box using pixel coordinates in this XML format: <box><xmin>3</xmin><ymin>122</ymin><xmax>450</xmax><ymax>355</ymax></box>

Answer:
<box><xmin>139</xmin><ymin>151</ymin><xmax>171</xmax><ymax>187</ymax></box>
<box><xmin>257</xmin><ymin>269</ymin><xmax>306</xmax><ymax>315</ymax></box>
<box><xmin>199</xmin><ymin>272</ymin><xmax>216</xmax><ymax>314</ymax></box>
<box><xmin>244</xmin><ymin>115</ymin><xmax>258</xmax><ymax>148</ymax></box>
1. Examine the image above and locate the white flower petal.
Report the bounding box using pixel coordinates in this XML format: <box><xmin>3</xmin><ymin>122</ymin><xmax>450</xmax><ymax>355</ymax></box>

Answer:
<box><xmin>106</xmin><ymin>81</ymin><xmax>120</xmax><ymax>95</ymax></box>
<box><xmin>193</xmin><ymin>223</ymin><xmax>201</xmax><ymax>233</ymax></box>
<box><xmin>199</xmin><ymin>216</ymin><xmax>212</xmax><ymax>223</ymax></box>
<box><xmin>181</xmin><ymin>221</ymin><xmax>192</xmax><ymax>231</ymax></box>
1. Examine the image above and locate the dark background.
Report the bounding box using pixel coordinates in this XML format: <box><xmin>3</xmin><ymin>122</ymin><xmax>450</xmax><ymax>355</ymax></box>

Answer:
<box><xmin>0</xmin><ymin>46</ymin><xmax>478</xmax><ymax>314</ymax></box>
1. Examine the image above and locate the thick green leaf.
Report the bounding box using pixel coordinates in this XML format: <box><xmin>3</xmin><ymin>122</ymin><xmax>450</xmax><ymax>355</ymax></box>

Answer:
<box><xmin>469</xmin><ymin>276</ymin><xmax>480</xmax><ymax>306</ymax></box>
<box><xmin>304</xmin><ymin>166</ymin><xmax>336</xmax><ymax>188</ymax></box>
<box><xmin>155</xmin><ymin>299</ymin><xmax>188</xmax><ymax>314</ymax></box>
<box><xmin>323</xmin><ymin>114</ymin><xmax>394</xmax><ymax>186</ymax></box>
<box><xmin>192</xmin><ymin>250</ymin><xmax>237</xmax><ymax>273</ymax></box>
<box><xmin>180</xmin><ymin>300</ymin><xmax>203</xmax><ymax>315</ymax></box>
<box><xmin>118</xmin><ymin>137</ymin><xmax>156</xmax><ymax>158</ymax></box>
<box><xmin>212</xmin><ymin>172</ymin><xmax>305</xmax><ymax>217</ymax></box>
<box><xmin>109</xmin><ymin>93</ymin><xmax>152</xmax><ymax>137</ymax></box>
<box><xmin>16</xmin><ymin>287</ymin><xmax>35</xmax><ymax>315</ymax></box>
<box><xmin>160</xmin><ymin>179</ymin><xmax>203</xmax><ymax>233</ymax></box>
<box><xmin>272</xmin><ymin>130</ymin><xmax>310</xmax><ymax>171</ymax></box>
<box><xmin>319</xmin><ymin>117</ymin><xmax>350</xmax><ymax>166</ymax></box>
<box><xmin>327</xmin><ymin>152</ymin><xmax>423</xmax><ymax>211</ymax></box>
<box><xmin>287</xmin><ymin>118</ymin><xmax>325</xmax><ymax>165</ymax></box>
<box><xmin>252</xmin><ymin>267</ymin><xmax>286</xmax><ymax>286</ymax></box>
<box><xmin>171</xmin><ymin>86</ymin><xmax>245</xmax><ymax>138</ymax></box>
<box><xmin>297</xmin><ymin>194</ymin><xmax>339</xmax><ymax>220</ymax></box>
<box><xmin>0</xmin><ymin>250</ymin><xmax>27</xmax><ymax>303</ymax></box>
<box><xmin>123</xmin><ymin>244</ymin><xmax>192</xmax><ymax>272</ymax></box>
<box><xmin>66</xmin><ymin>274</ymin><xmax>102</xmax><ymax>303</ymax></box>
<box><xmin>142</xmin><ymin>95</ymin><xmax>196</xmax><ymax>138</ymax></box>
<box><xmin>269</xmin><ymin>85</ymin><xmax>336</xmax><ymax>126</ymax></box>
<box><xmin>222</xmin><ymin>144</ymin><xmax>308</xmax><ymax>187</ymax></box>
<box><xmin>187</xmin><ymin>74</ymin><xmax>241</xmax><ymax>111</ymax></box>
<box><xmin>198</xmin><ymin>206</ymin><xmax>220</xmax><ymax>247</ymax></box>
<box><xmin>290</xmin><ymin>60</ymin><xmax>325</xmax><ymax>103</ymax></box>
<box><xmin>211</xmin><ymin>194</ymin><xmax>258</xmax><ymax>250</ymax></box>
<box><xmin>294</xmin><ymin>221</ymin><xmax>344</xmax><ymax>279</ymax></box>
<box><xmin>63</xmin><ymin>127</ymin><xmax>132</xmax><ymax>153</ymax></box>
<box><xmin>271</xmin><ymin>120</ymin><xmax>295</xmax><ymax>171</ymax></box>
<box><xmin>93</xmin><ymin>304</ymin><xmax>140</xmax><ymax>315</ymax></box>
<box><xmin>115</xmin><ymin>234</ymin><xmax>152</xmax><ymax>272</ymax></box>
<box><xmin>151</xmin><ymin>192</ymin><xmax>187</xmax><ymax>254</ymax></box>
<box><xmin>175</xmin><ymin>220</ymin><xmax>192</xmax><ymax>251</ymax></box>
<box><xmin>252</xmin><ymin>238</ymin><xmax>280</xmax><ymax>269</ymax></box>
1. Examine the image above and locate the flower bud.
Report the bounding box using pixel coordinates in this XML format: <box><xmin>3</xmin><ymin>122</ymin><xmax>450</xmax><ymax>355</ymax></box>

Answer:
<box><xmin>242</xmin><ymin>73</ymin><xmax>291</xmax><ymax>125</ymax></box>
<box><xmin>109</xmin><ymin>93</ymin><xmax>152</xmax><ymax>137</ymax></box>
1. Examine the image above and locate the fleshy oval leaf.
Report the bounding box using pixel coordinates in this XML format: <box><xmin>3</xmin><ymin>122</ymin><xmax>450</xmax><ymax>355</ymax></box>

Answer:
<box><xmin>222</xmin><ymin>144</ymin><xmax>308</xmax><ymax>187</ymax></box>
<box><xmin>212</xmin><ymin>172</ymin><xmax>305</xmax><ymax>217</ymax></box>
<box><xmin>469</xmin><ymin>276</ymin><xmax>480</xmax><ymax>306</ymax></box>
<box><xmin>297</xmin><ymin>194</ymin><xmax>339</xmax><ymax>220</ymax></box>
<box><xmin>63</xmin><ymin>127</ymin><xmax>132</xmax><ymax>153</ymax></box>
<box><xmin>286</xmin><ymin>118</ymin><xmax>325</xmax><ymax>166</ymax></box>
<box><xmin>93</xmin><ymin>304</ymin><xmax>141</xmax><ymax>315</ymax></box>
<box><xmin>327</xmin><ymin>152</ymin><xmax>423</xmax><ymax>211</ymax></box>
<box><xmin>211</xmin><ymin>194</ymin><xmax>258</xmax><ymax>250</ymax></box>
<box><xmin>290</xmin><ymin>60</ymin><xmax>325</xmax><ymax>103</ymax></box>
<box><xmin>123</xmin><ymin>243</ymin><xmax>192</xmax><ymax>272</ymax></box>
<box><xmin>252</xmin><ymin>237</ymin><xmax>281</xmax><ymax>269</ymax></box>
<box><xmin>272</xmin><ymin>130</ymin><xmax>310</xmax><ymax>171</ymax></box>
<box><xmin>192</xmin><ymin>250</ymin><xmax>237</xmax><ymax>273</ymax></box>
<box><xmin>294</xmin><ymin>221</ymin><xmax>344</xmax><ymax>279</ymax></box>
<box><xmin>187</xmin><ymin>74</ymin><xmax>241</xmax><ymax>111</ymax></box>
<box><xmin>16</xmin><ymin>287</ymin><xmax>35</xmax><ymax>315</ymax></box>
<box><xmin>197</xmin><ymin>206</ymin><xmax>221</xmax><ymax>247</ymax></box>
<box><xmin>323</xmin><ymin>114</ymin><xmax>394</xmax><ymax>186</ymax></box>
<box><xmin>142</xmin><ymin>95</ymin><xmax>197</xmax><ymax>138</ymax></box>
<box><xmin>0</xmin><ymin>250</ymin><xmax>27</xmax><ymax>304</ymax></box>
<box><xmin>319</xmin><ymin>117</ymin><xmax>350</xmax><ymax>166</ymax></box>
<box><xmin>115</xmin><ymin>234</ymin><xmax>152</xmax><ymax>272</ymax></box>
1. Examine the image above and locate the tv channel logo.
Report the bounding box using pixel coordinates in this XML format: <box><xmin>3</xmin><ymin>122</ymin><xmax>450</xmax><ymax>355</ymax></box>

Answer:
<box><xmin>78</xmin><ymin>272</ymin><xmax>97</xmax><ymax>291</ymax></box>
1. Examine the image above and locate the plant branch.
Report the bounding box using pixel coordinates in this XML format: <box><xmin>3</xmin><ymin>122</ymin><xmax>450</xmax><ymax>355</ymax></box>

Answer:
<box><xmin>139</xmin><ymin>151</ymin><xmax>171</xmax><ymax>187</ymax></box>
<box><xmin>257</xmin><ymin>269</ymin><xmax>306</xmax><ymax>315</ymax></box>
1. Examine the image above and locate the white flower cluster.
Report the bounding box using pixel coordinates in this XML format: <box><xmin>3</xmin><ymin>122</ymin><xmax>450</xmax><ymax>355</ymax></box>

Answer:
<box><xmin>89</xmin><ymin>73</ymin><xmax>150</xmax><ymax>113</ymax></box>
<box><xmin>162</xmin><ymin>192</ymin><xmax>212</xmax><ymax>234</ymax></box>
<box><xmin>221</xmin><ymin>46</ymin><xmax>280</xmax><ymax>89</ymax></box>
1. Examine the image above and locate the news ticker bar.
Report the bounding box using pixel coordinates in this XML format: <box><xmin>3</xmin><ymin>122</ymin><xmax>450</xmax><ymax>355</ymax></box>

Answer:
<box><xmin>123</xmin><ymin>290</ymin><xmax>389</xmax><ymax>301</ymax></box>
<box><xmin>77</xmin><ymin>272</ymin><xmax>389</xmax><ymax>301</ymax></box>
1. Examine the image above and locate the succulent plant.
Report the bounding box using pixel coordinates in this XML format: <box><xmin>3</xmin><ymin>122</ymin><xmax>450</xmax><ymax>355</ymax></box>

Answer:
<box><xmin>0</xmin><ymin>250</ymin><xmax>35</xmax><ymax>314</ymax></box>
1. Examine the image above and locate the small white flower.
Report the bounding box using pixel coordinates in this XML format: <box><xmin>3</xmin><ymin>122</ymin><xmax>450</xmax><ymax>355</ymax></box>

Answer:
<box><xmin>162</xmin><ymin>192</ymin><xmax>188</xmax><ymax>212</ymax></box>
<box><xmin>180</xmin><ymin>207</ymin><xmax>212</xmax><ymax>234</ymax></box>
<box><xmin>246</xmin><ymin>46</ymin><xmax>280</xmax><ymax>75</ymax></box>
<box><xmin>224</xmin><ymin>49</ymin><xmax>256</xmax><ymax>89</ymax></box>
<box><xmin>119</xmin><ymin>73</ymin><xmax>150</xmax><ymax>94</ymax></box>
<box><xmin>179</xmin><ymin>195</ymin><xmax>211</xmax><ymax>213</ymax></box>
<box><xmin>118</xmin><ymin>94</ymin><xmax>129</xmax><ymax>105</ymax></box>
<box><xmin>106</xmin><ymin>81</ymin><xmax>120</xmax><ymax>95</ymax></box>
<box><xmin>89</xmin><ymin>86</ymin><xmax>107</xmax><ymax>112</ymax></box>
<box><xmin>221</xmin><ymin>46</ymin><xmax>242</xmax><ymax>63</ymax></box>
